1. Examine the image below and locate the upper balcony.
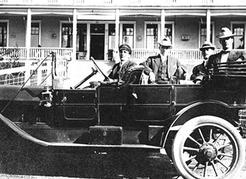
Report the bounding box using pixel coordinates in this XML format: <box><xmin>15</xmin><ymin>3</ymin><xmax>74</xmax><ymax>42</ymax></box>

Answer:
<box><xmin>0</xmin><ymin>0</ymin><xmax>245</xmax><ymax>7</ymax></box>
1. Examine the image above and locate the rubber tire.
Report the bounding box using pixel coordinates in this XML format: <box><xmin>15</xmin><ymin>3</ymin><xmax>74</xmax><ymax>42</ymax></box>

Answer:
<box><xmin>172</xmin><ymin>115</ymin><xmax>245</xmax><ymax>179</ymax></box>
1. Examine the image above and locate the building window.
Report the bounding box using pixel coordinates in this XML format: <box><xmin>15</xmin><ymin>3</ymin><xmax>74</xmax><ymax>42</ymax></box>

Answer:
<box><xmin>90</xmin><ymin>24</ymin><xmax>105</xmax><ymax>60</ymax></box>
<box><xmin>200</xmin><ymin>23</ymin><xmax>213</xmax><ymax>47</ymax></box>
<box><xmin>232</xmin><ymin>24</ymin><xmax>244</xmax><ymax>49</ymax></box>
<box><xmin>76</xmin><ymin>24</ymin><xmax>87</xmax><ymax>60</ymax></box>
<box><xmin>164</xmin><ymin>24</ymin><xmax>173</xmax><ymax>43</ymax></box>
<box><xmin>62</xmin><ymin>23</ymin><xmax>73</xmax><ymax>48</ymax></box>
<box><xmin>77</xmin><ymin>24</ymin><xmax>87</xmax><ymax>52</ymax></box>
<box><xmin>31</xmin><ymin>23</ymin><xmax>39</xmax><ymax>35</ymax></box>
<box><xmin>108</xmin><ymin>24</ymin><xmax>115</xmax><ymax>49</ymax></box>
<box><xmin>122</xmin><ymin>24</ymin><xmax>134</xmax><ymax>48</ymax></box>
<box><xmin>146</xmin><ymin>24</ymin><xmax>158</xmax><ymax>49</ymax></box>
<box><xmin>31</xmin><ymin>22</ymin><xmax>40</xmax><ymax>47</ymax></box>
<box><xmin>145</xmin><ymin>22</ymin><xmax>173</xmax><ymax>49</ymax></box>
<box><xmin>108</xmin><ymin>24</ymin><xmax>115</xmax><ymax>61</ymax></box>
<box><xmin>0</xmin><ymin>22</ymin><xmax>7</xmax><ymax>47</ymax></box>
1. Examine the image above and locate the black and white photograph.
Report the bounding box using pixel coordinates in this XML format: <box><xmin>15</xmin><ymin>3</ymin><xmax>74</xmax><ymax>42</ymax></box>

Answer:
<box><xmin>0</xmin><ymin>0</ymin><xmax>246</xmax><ymax>178</ymax></box>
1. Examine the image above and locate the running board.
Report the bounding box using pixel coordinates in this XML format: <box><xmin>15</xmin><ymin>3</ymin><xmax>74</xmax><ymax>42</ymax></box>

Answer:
<box><xmin>0</xmin><ymin>113</ymin><xmax>165</xmax><ymax>154</ymax></box>
<box><xmin>46</xmin><ymin>143</ymin><xmax>164</xmax><ymax>153</ymax></box>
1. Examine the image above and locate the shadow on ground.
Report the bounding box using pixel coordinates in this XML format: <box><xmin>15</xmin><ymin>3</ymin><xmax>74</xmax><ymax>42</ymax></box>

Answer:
<box><xmin>0</xmin><ymin>150</ymin><xmax>178</xmax><ymax>179</ymax></box>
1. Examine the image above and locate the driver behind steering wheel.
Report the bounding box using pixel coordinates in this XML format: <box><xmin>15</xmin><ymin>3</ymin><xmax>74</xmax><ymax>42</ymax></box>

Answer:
<box><xmin>107</xmin><ymin>44</ymin><xmax>138</xmax><ymax>84</ymax></box>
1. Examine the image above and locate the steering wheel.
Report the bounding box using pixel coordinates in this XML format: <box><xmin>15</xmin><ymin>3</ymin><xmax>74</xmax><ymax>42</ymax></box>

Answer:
<box><xmin>90</xmin><ymin>57</ymin><xmax>109</xmax><ymax>81</ymax></box>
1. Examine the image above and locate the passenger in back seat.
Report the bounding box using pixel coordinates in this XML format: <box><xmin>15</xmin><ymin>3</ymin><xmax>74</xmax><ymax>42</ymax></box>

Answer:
<box><xmin>140</xmin><ymin>36</ymin><xmax>186</xmax><ymax>84</ymax></box>
<box><xmin>207</xmin><ymin>27</ymin><xmax>246</xmax><ymax>71</ymax></box>
<box><xmin>190</xmin><ymin>41</ymin><xmax>215</xmax><ymax>84</ymax></box>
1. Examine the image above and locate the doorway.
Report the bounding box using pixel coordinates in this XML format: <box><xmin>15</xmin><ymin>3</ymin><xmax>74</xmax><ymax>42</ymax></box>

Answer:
<box><xmin>31</xmin><ymin>22</ymin><xmax>40</xmax><ymax>47</ymax></box>
<box><xmin>90</xmin><ymin>24</ymin><xmax>105</xmax><ymax>60</ymax></box>
<box><xmin>0</xmin><ymin>22</ymin><xmax>7</xmax><ymax>47</ymax></box>
<box><xmin>77</xmin><ymin>24</ymin><xmax>87</xmax><ymax>60</ymax></box>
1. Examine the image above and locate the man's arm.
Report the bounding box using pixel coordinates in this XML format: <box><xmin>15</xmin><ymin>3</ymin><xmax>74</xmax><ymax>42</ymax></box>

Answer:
<box><xmin>206</xmin><ymin>54</ymin><xmax>217</xmax><ymax>70</ymax></box>
<box><xmin>108</xmin><ymin>63</ymin><xmax>119</xmax><ymax>80</ymax></box>
<box><xmin>140</xmin><ymin>57</ymin><xmax>156</xmax><ymax>83</ymax></box>
<box><xmin>190</xmin><ymin>65</ymin><xmax>206</xmax><ymax>84</ymax></box>
<box><xmin>239</xmin><ymin>51</ymin><xmax>246</xmax><ymax>61</ymax></box>
<box><xmin>175</xmin><ymin>58</ymin><xmax>186</xmax><ymax>80</ymax></box>
<box><xmin>141</xmin><ymin>57</ymin><xmax>153</xmax><ymax>72</ymax></box>
<box><xmin>190</xmin><ymin>65</ymin><xmax>199</xmax><ymax>81</ymax></box>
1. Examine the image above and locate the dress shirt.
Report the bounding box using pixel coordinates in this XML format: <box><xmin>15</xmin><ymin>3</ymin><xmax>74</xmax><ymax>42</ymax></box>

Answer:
<box><xmin>158</xmin><ymin>54</ymin><xmax>169</xmax><ymax>81</ymax></box>
<box><xmin>221</xmin><ymin>51</ymin><xmax>230</xmax><ymax>63</ymax></box>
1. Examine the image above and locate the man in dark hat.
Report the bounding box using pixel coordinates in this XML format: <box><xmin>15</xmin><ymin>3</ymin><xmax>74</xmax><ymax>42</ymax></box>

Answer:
<box><xmin>190</xmin><ymin>41</ymin><xmax>215</xmax><ymax>84</ymax></box>
<box><xmin>141</xmin><ymin>36</ymin><xmax>186</xmax><ymax>84</ymax></box>
<box><xmin>108</xmin><ymin>43</ymin><xmax>137</xmax><ymax>82</ymax></box>
<box><xmin>207</xmin><ymin>27</ymin><xmax>246</xmax><ymax>70</ymax></box>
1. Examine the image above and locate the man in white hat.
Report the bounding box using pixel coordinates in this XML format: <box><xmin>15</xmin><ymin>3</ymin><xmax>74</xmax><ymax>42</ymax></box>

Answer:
<box><xmin>207</xmin><ymin>27</ymin><xmax>246</xmax><ymax>70</ymax></box>
<box><xmin>141</xmin><ymin>36</ymin><xmax>186</xmax><ymax>84</ymax></box>
<box><xmin>190</xmin><ymin>41</ymin><xmax>215</xmax><ymax>84</ymax></box>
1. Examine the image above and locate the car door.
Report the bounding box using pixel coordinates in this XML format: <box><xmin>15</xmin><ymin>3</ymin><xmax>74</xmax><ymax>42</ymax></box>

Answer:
<box><xmin>127</xmin><ymin>84</ymin><xmax>173</xmax><ymax>124</ymax></box>
<box><xmin>97</xmin><ymin>85</ymin><xmax>128</xmax><ymax>125</ymax></box>
<box><xmin>54</xmin><ymin>89</ymin><xmax>97</xmax><ymax>125</ymax></box>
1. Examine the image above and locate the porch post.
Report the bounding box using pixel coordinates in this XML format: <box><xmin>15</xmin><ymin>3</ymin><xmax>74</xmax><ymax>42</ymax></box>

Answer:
<box><xmin>25</xmin><ymin>8</ymin><xmax>32</xmax><ymax>86</ymax></box>
<box><xmin>206</xmin><ymin>9</ymin><xmax>211</xmax><ymax>42</ymax></box>
<box><xmin>72</xmin><ymin>9</ymin><xmax>77</xmax><ymax>61</ymax></box>
<box><xmin>161</xmin><ymin>9</ymin><xmax>165</xmax><ymax>40</ymax></box>
<box><xmin>86</xmin><ymin>24</ymin><xmax>90</xmax><ymax>60</ymax></box>
<box><xmin>105</xmin><ymin>24</ymin><xmax>109</xmax><ymax>61</ymax></box>
<box><xmin>115</xmin><ymin>9</ymin><xmax>120</xmax><ymax>52</ymax></box>
<box><xmin>26</xmin><ymin>8</ymin><xmax>32</xmax><ymax>60</ymax></box>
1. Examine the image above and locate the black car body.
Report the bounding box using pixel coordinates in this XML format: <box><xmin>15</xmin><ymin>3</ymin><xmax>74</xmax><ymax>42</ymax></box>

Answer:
<box><xmin>0</xmin><ymin>61</ymin><xmax>245</xmax><ymax>179</ymax></box>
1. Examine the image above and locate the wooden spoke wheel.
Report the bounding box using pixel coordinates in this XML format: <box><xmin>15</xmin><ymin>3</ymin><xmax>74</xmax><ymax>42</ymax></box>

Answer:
<box><xmin>172</xmin><ymin>115</ymin><xmax>245</xmax><ymax>179</ymax></box>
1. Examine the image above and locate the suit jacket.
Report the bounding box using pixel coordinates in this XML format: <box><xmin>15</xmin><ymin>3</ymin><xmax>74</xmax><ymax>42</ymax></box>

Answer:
<box><xmin>190</xmin><ymin>61</ymin><xmax>207</xmax><ymax>83</ymax></box>
<box><xmin>142</xmin><ymin>54</ymin><xmax>186</xmax><ymax>83</ymax></box>
<box><xmin>207</xmin><ymin>50</ymin><xmax>246</xmax><ymax>70</ymax></box>
<box><xmin>108</xmin><ymin>62</ymin><xmax>121</xmax><ymax>80</ymax></box>
<box><xmin>108</xmin><ymin>60</ymin><xmax>137</xmax><ymax>81</ymax></box>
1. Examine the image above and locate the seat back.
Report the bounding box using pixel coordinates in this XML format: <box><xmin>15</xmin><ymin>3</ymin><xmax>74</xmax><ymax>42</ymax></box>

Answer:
<box><xmin>209</xmin><ymin>60</ymin><xmax>246</xmax><ymax>89</ymax></box>
<box><xmin>214</xmin><ymin>60</ymin><xmax>246</xmax><ymax>78</ymax></box>
<box><xmin>124</xmin><ymin>66</ymin><xmax>144</xmax><ymax>84</ymax></box>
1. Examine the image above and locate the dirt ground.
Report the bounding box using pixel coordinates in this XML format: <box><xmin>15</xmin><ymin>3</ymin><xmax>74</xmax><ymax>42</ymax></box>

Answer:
<box><xmin>0</xmin><ymin>144</ymin><xmax>246</xmax><ymax>179</ymax></box>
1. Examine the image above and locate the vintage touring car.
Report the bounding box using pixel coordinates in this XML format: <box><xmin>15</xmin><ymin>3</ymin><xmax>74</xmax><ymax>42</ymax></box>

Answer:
<box><xmin>0</xmin><ymin>55</ymin><xmax>246</xmax><ymax>179</ymax></box>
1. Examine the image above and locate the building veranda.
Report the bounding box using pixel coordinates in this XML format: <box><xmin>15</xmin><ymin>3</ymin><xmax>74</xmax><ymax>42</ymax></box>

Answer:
<box><xmin>0</xmin><ymin>0</ymin><xmax>246</xmax><ymax>87</ymax></box>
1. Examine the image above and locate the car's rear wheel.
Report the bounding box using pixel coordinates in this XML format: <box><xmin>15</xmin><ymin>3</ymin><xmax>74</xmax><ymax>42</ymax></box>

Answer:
<box><xmin>172</xmin><ymin>115</ymin><xmax>245</xmax><ymax>179</ymax></box>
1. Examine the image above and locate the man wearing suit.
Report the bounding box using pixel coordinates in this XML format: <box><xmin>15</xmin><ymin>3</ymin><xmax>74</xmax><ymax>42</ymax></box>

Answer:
<box><xmin>141</xmin><ymin>37</ymin><xmax>186</xmax><ymax>84</ymax></box>
<box><xmin>108</xmin><ymin>44</ymin><xmax>137</xmax><ymax>82</ymax></box>
<box><xmin>190</xmin><ymin>41</ymin><xmax>215</xmax><ymax>84</ymax></box>
<box><xmin>207</xmin><ymin>27</ymin><xmax>246</xmax><ymax>71</ymax></box>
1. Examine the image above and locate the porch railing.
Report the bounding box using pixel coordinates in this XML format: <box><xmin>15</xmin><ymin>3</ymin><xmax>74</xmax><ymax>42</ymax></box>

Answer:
<box><xmin>0</xmin><ymin>0</ymin><xmax>245</xmax><ymax>6</ymax></box>
<box><xmin>0</xmin><ymin>59</ymin><xmax>52</xmax><ymax>86</ymax></box>
<box><xmin>131</xmin><ymin>48</ymin><xmax>203</xmax><ymax>61</ymax></box>
<box><xmin>0</xmin><ymin>47</ymin><xmax>73</xmax><ymax>60</ymax></box>
<box><xmin>0</xmin><ymin>47</ymin><xmax>203</xmax><ymax>61</ymax></box>
<box><xmin>0</xmin><ymin>52</ymin><xmax>69</xmax><ymax>87</ymax></box>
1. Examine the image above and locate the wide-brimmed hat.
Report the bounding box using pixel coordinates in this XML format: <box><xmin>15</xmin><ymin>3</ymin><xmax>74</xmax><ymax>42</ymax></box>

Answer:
<box><xmin>199</xmin><ymin>41</ymin><xmax>215</xmax><ymax>51</ymax></box>
<box><xmin>158</xmin><ymin>37</ymin><xmax>172</xmax><ymax>47</ymax></box>
<box><xmin>218</xmin><ymin>27</ymin><xmax>235</xmax><ymax>39</ymax></box>
<box><xmin>119</xmin><ymin>44</ymin><xmax>132</xmax><ymax>54</ymax></box>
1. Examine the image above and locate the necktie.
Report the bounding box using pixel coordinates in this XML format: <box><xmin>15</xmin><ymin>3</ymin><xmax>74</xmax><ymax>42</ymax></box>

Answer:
<box><xmin>222</xmin><ymin>50</ymin><xmax>230</xmax><ymax>54</ymax></box>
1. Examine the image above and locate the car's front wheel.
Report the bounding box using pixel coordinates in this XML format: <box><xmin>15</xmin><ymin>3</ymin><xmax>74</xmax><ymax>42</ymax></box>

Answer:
<box><xmin>172</xmin><ymin>115</ymin><xmax>245</xmax><ymax>179</ymax></box>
